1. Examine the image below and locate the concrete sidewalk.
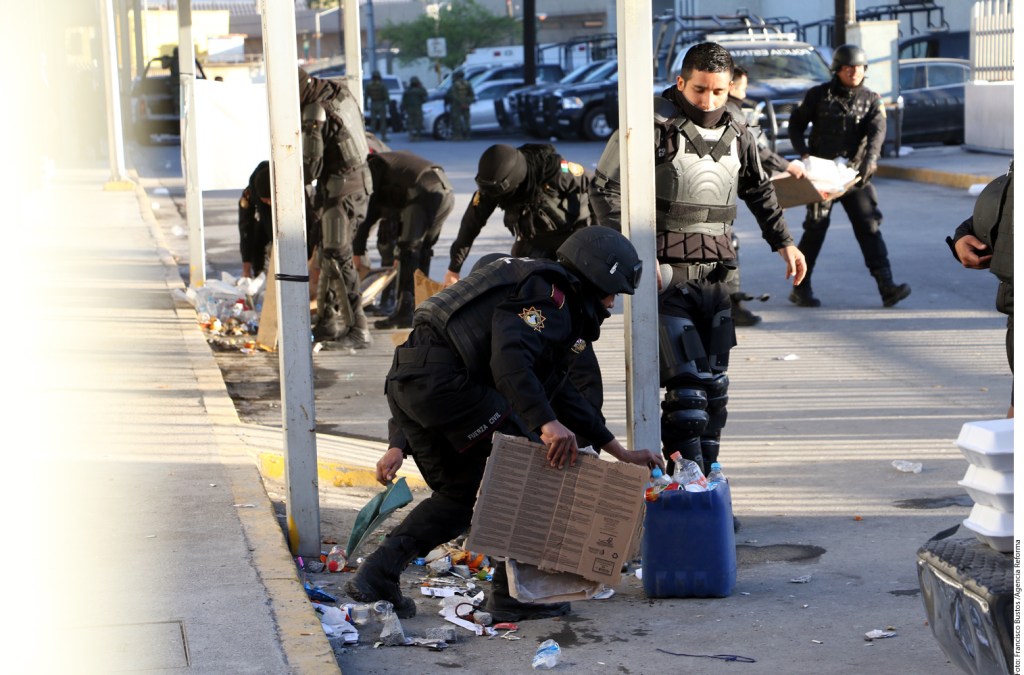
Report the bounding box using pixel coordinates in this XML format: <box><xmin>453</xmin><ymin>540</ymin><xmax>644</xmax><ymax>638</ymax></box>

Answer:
<box><xmin>10</xmin><ymin>167</ymin><xmax>338</xmax><ymax>673</ymax></box>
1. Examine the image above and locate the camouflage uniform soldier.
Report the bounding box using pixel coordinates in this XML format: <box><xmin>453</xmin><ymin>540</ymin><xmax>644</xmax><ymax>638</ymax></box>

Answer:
<box><xmin>401</xmin><ymin>76</ymin><xmax>428</xmax><ymax>140</ymax></box>
<box><xmin>444</xmin><ymin>71</ymin><xmax>475</xmax><ymax>140</ymax></box>
<box><xmin>365</xmin><ymin>71</ymin><xmax>391</xmax><ymax>142</ymax></box>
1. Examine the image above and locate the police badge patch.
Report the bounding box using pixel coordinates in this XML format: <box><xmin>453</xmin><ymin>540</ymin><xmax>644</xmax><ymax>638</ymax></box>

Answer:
<box><xmin>518</xmin><ymin>307</ymin><xmax>545</xmax><ymax>331</ymax></box>
<box><xmin>571</xmin><ymin>338</ymin><xmax>587</xmax><ymax>354</ymax></box>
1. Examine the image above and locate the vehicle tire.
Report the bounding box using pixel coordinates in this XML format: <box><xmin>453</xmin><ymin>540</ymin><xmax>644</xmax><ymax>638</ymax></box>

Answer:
<box><xmin>433</xmin><ymin>113</ymin><xmax>452</xmax><ymax>141</ymax></box>
<box><xmin>582</xmin><ymin>106</ymin><xmax>613</xmax><ymax>141</ymax></box>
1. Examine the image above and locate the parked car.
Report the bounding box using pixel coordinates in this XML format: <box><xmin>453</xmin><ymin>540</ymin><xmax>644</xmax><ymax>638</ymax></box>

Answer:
<box><xmin>422</xmin><ymin>78</ymin><xmax>525</xmax><ymax>140</ymax></box>
<box><xmin>307</xmin><ymin>66</ymin><xmax>405</xmax><ymax>132</ymax></box>
<box><xmin>429</xmin><ymin>63</ymin><xmax>564</xmax><ymax>102</ymax></box>
<box><xmin>898</xmin><ymin>30</ymin><xmax>969</xmax><ymax>60</ymax></box>
<box><xmin>897</xmin><ymin>57</ymin><xmax>970</xmax><ymax>146</ymax></box>
<box><xmin>130</xmin><ymin>48</ymin><xmax>206</xmax><ymax>144</ymax></box>
<box><xmin>510</xmin><ymin>59</ymin><xmax>616</xmax><ymax>135</ymax></box>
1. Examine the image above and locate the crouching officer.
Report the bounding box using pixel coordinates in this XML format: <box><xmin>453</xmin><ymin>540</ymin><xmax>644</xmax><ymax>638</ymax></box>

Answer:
<box><xmin>353</xmin><ymin>150</ymin><xmax>455</xmax><ymax>329</ymax></box>
<box><xmin>444</xmin><ymin>143</ymin><xmax>593</xmax><ymax>287</ymax></box>
<box><xmin>238</xmin><ymin>161</ymin><xmax>273</xmax><ymax>278</ymax></box>
<box><xmin>345</xmin><ymin>227</ymin><xmax>664</xmax><ymax>620</ymax></box>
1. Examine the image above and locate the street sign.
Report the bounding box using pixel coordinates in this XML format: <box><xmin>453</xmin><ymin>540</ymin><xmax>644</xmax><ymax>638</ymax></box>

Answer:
<box><xmin>427</xmin><ymin>37</ymin><xmax>447</xmax><ymax>59</ymax></box>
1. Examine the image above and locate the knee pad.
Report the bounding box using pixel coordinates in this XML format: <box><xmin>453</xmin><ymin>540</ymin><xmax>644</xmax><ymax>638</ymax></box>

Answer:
<box><xmin>704</xmin><ymin>373</ymin><xmax>729</xmax><ymax>435</ymax></box>
<box><xmin>321</xmin><ymin>206</ymin><xmax>349</xmax><ymax>251</ymax></box>
<box><xmin>658</xmin><ymin>314</ymin><xmax>710</xmax><ymax>385</ymax></box>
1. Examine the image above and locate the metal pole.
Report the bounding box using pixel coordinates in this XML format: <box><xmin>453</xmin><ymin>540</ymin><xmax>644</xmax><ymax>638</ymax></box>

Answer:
<box><xmin>260</xmin><ymin>0</ymin><xmax>322</xmax><ymax>558</ymax></box>
<box><xmin>315</xmin><ymin>12</ymin><xmax>320</xmax><ymax>61</ymax></box>
<box><xmin>365</xmin><ymin>0</ymin><xmax>377</xmax><ymax>73</ymax></box>
<box><xmin>344</xmin><ymin>0</ymin><xmax>364</xmax><ymax>106</ymax></box>
<box><xmin>133</xmin><ymin>0</ymin><xmax>145</xmax><ymax>76</ymax></box>
<box><xmin>617</xmin><ymin>0</ymin><xmax>659</xmax><ymax>454</ymax></box>
<box><xmin>177</xmin><ymin>0</ymin><xmax>206</xmax><ymax>287</ymax></box>
<box><xmin>523</xmin><ymin>0</ymin><xmax>536</xmax><ymax>84</ymax></box>
<box><xmin>99</xmin><ymin>0</ymin><xmax>128</xmax><ymax>183</ymax></box>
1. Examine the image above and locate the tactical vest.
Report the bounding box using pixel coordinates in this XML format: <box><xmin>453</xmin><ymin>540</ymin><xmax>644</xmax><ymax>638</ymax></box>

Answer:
<box><xmin>655</xmin><ymin>114</ymin><xmax>741</xmax><ymax>236</ymax></box>
<box><xmin>808</xmin><ymin>82</ymin><xmax>875</xmax><ymax>161</ymax></box>
<box><xmin>302</xmin><ymin>87</ymin><xmax>370</xmax><ymax>188</ymax></box>
<box><xmin>414</xmin><ymin>258</ymin><xmax>577</xmax><ymax>379</ymax></box>
<box><xmin>973</xmin><ymin>171</ymin><xmax>1014</xmax><ymax>283</ymax></box>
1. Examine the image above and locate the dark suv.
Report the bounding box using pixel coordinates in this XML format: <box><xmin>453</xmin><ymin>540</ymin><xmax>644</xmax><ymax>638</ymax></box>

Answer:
<box><xmin>130</xmin><ymin>48</ymin><xmax>206</xmax><ymax>144</ymax></box>
<box><xmin>522</xmin><ymin>60</ymin><xmax>619</xmax><ymax>141</ymax></box>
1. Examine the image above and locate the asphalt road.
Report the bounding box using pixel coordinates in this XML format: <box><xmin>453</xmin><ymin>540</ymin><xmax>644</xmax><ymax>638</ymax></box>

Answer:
<box><xmin>128</xmin><ymin>132</ymin><xmax>1006</xmax><ymax>674</ymax></box>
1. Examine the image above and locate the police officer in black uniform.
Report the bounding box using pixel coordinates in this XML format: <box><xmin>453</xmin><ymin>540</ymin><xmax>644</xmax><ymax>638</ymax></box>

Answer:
<box><xmin>591</xmin><ymin>42</ymin><xmax>806</xmax><ymax>475</ymax></box>
<box><xmin>299</xmin><ymin>67</ymin><xmax>374</xmax><ymax>349</ymax></box>
<box><xmin>443</xmin><ymin>143</ymin><xmax>593</xmax><ymax>287</ymax></box>
<box><xmin>345</xmin><ymin>227</ymin><xmax>663</xmax><ymax>620</ymax></box>
<box><xmin>948</xmin><ymin>161</ymin><xmax>1014</xmax><ymax>416</ymax></box>
<box><xmin>787</xmin><ymin>44</ymin><xmax>911</xmax><ymax>308</ymax></box>
<box><xmin>353</xmin><ymin>150</ymin><xmax>455</xmax><ymax>329</ymax></box>
<box><xmin>238</xmin><ymin>161</ymin><xmax>273</xmax><ymax>279</ymax></box>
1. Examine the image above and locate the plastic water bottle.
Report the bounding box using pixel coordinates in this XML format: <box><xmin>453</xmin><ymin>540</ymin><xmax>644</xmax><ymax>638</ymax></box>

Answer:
<box><xmin>707</xmin><ymin>462</ymin><xmax>726</xmax><ymax>490</ymax></box>
<box><xmin>670</xmin><ymin>452</ymin><xmax>708</xmax><ymax>491</ymax></box>
<box><xmin>532</xmin><ymin>639</ymin><xmax>561</xmax><ymax>669</ymax></box>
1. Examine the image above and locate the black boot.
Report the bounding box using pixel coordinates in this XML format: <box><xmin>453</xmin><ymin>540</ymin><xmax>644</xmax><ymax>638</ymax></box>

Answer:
<box><xmin>369</xmin><ymin>281</ymin><xmax>397</xmax><ymax>317</ymax></box>
<box><xmin>788</xmin><ymin>282</ymin><xmax>821</xmax><ymax>307</ymax></box>
<box><xmin>731</xmin><ymin>300</ymin><xmax>762</xmax><ymax>326</ymax></box>
<box><xmin>872</xmin><ymin>268</ymin><xmax>911</xmax><ymax>307</ymax></box>
<box><xmin>483</xmin><ymin>562</ymin><xmax>571</xmax><ymax>622</ymax></box>
<box><xmin>345</xmin><ymin>535</ymin><xmax>419</xmax><ymax>619</ymax></box>
<box><xmin>323</xmin><ymin>311</ymin><xmax>372</xmax><ymax>350</ymax></box>
<box><xmin>374</xmin><ymin>291</ymin><xmax>414</xmax><ymax>329</ymax></box>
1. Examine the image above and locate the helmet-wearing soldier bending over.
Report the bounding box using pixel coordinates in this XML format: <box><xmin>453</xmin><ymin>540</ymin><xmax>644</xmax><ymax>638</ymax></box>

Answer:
<box><xmin>787</xmin><ymin>44</ymin><xmax>911</xmax><ymax>308</ymax></box>
<box><xmin>299</xmin><ymin>67</ymin><xmax>375</xmax><ymax>349</ymax></box>
<box><xmin>346</xmin><ymin>227</ymin><xmax>664</xmax><ymax>620</ymax></box>
<box><xmin>353</xmin><ymin>150</ymin><xmax>456</xmax><ymax>329</ymax></box>
<box><xmin>590</xmin><ymin>42</ymin><xmax>805</xmax><ymax>476</ymax></box>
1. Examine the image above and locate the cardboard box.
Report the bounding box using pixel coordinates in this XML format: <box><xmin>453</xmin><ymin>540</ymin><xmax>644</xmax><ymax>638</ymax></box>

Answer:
<box><xmin>465</xmin><ymin>433</ymin><xmax>648</xmax><ymax>586</ymax></box>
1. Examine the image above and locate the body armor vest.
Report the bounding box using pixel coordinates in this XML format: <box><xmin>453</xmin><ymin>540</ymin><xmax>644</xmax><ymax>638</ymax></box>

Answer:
<box><xmin>808</xmin><ymin>82</ymin><xmax>874</xmax><ymax>161</ymax></box>
<box><xmin>503</xmin><ymin>187</ymin><xmax>579</xmax><ymax>240</ymax></box>
<box><xmin>301</xmin><ymin>103</ymin><xmax>327</xmax><ymax>185</ymax></box>
<box><xmin>655</xmin><ymin>114</ymin><xmax>741</xmax><ymax>236</ymax></box>
<box><xmin>414</xmin><ymin>258</ymin><xmax>577</xmax><ymax>379</ymax></box>
<box><xmin>324</xmin><ymin>91</ymin><xmax>370</xmax><ymax>170</ymax></box>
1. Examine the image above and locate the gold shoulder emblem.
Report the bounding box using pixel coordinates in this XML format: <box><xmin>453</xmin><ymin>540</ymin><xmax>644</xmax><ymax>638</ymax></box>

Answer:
<box><xmin>567</xmin><ymin>162</ymin><xmax>585</xmax><ymax>177</ymax></box>
<box><xmin>472</xmin><ymin>191</ymin><xmax>481</xmax><ymax>206</ymax></box>
<box><xmin>518</xmin><ymin>307</ymin><xmax>546</xmax><ymax>332</ymax></box>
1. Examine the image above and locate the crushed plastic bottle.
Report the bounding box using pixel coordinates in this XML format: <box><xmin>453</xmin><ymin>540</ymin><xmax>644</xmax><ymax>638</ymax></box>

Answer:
<box><xmin>532</xmin><ymin>639</ymin><xmax>561</xmax><ymax>669</ymax></box>
<box><xmin>892</xmin><ymin>459</ymin><xmax>923</xmax><ymax>474</ymax></box>
<box><xmin>324</xmin><ymin>545</ymin><xmax>347</xmax><ymax>572</ymax></box>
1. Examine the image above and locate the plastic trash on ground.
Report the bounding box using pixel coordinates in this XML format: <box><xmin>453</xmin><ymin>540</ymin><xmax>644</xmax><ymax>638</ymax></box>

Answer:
<box><xmin>312</xmin><ymin>602</ymin><xmax>358</xmax><ymax>644</ymax></box>
<box><xmin>180</xmin><ymin>272</ymin><xmax>266</xmax><ymax>340</ymax></box>
<box><xmin>532</xmin><ymin>639</ymin><xmax>561</xmax><ymax>669</ymax></box>
<box><xmin>892</xmin><ymin>460</ymin><xmax>923</xmax><ymax>474</ymax></box>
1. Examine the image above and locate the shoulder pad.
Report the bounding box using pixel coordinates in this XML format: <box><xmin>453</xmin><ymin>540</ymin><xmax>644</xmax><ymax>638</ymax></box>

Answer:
<box><xmin>654</xmin><ymin>96</ymin><xmax>677</xmax><ymax>123</ymax></box>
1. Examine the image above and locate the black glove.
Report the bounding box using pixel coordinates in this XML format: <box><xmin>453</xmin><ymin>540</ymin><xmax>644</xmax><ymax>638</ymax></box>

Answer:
<box><xmin>856</xmin><ymin>157</ymin><xmax>877</xmax><ymax>187</ymax></box>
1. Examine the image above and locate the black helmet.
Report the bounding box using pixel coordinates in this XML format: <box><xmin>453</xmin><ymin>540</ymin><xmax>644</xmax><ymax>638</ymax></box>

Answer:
<box><xmin>475</xmin><ymin>144</ymin><xmax>528</xmax><ymax>198</ymax></box>
<box><xmin>372</xmin><ymin>70</ymin><xmax>381</xmax><ymax>79</ymax></box>
<box><xmin>470</xmin><ymin>252</ymin><xmax>510</xmax><ymax>274</ymax></box>
<box><xmin>831</xmin><ymin>44</ymin><xmax>868</xmax><ymax>72</ymax></box>
<box><xmin>557</xmin><ymin>227</ymin><xmax>642</xmax><ymax>296</ymax></box>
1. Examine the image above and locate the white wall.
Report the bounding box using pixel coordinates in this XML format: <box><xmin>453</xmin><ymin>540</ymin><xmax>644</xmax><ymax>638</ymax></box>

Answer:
<box><xmin>964</xmin><ymin>81</ymin><xmax>1014</xmax><ymax>153</ymax></box>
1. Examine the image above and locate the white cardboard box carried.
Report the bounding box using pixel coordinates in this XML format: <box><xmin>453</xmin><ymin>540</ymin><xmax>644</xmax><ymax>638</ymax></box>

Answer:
<box><xmin>771</xmin><ymin>156</ymin><xmax>860</xmax><ymax>209</ymax></box>
<box><xmin>465</xmin><ymin>433</ymin><xmax>648</xmax><ymax>587</ymax></box>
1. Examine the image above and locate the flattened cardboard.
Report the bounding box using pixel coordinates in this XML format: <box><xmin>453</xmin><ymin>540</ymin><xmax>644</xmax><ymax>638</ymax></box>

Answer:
<box><xmin>465</xmin><ymin>433</ymin><xmax>648</xmax><ymax>586</ymax></box>
<box><xmin>771</xmin><ymin>173</ymin><xmax>859</xmax><ymax>209</ymax></box>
